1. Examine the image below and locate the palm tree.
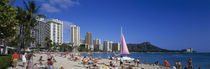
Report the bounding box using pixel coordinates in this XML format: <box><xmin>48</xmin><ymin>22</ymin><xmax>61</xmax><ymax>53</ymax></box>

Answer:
<box><xmin>11</xmin><ymin>0</ymin><xmax>16</xmax><ymax>6</ymax></box>
<box><xmin>45</xmin><ymin>37</ymin><xmax>52</xmax><ymax>51</ymax></box>
<box><xmin>16</xmin><ymin>0</ymin><xmax>46</xmax><ymax>53</ymax></box>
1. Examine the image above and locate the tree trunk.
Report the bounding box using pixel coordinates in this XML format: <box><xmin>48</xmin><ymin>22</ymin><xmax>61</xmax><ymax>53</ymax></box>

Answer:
<box><xmin>2</xmin><ymin>39</ymin><xmax>7</xmax><ymax>55</ymax></box>
<box><xmin>17</xmin><ymin>25</ymin><xmax>23</xmax><ymax>54</ymax></box>
<box><xmin>11</xmin><ymin>0</ymin><xmax>16</xmax><ymax>6</ymax></box>
<box><xmin>0</xmin><ymin>39</ymin><xmax>1</xmax><ymax>55</ymax></box>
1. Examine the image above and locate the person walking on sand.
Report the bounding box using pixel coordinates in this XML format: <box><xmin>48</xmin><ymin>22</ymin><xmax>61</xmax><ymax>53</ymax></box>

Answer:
<box><xmin>22</xmin><ymin>52</ymin><xmax>27</xmax><ymax>67</ymax></box>
<box><xmin>12</xmin><ymin>52</ymin><xmax>18</xmax><ymax>68</ymax></box>
<box><xmin>164</xmin><ymin>59</ymin><xmax>170</xmax><ymax>67</ymax></box>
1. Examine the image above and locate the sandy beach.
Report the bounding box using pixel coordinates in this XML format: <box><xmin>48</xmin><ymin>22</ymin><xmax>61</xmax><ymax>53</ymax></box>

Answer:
<box><xmin>12</xmin><ymin>52</ymin><xmax>168</xmax><ymax>69</ymax></box>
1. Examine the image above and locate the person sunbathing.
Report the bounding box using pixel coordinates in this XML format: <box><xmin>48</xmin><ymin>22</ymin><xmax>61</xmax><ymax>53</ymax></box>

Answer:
<box><xmin>53</xmin><ymin>58</ymin><xmax>57</xmax><ymax>63</ymax></box>
<box><xmin>59</xmin><ymin>66</ymin><xmax>64</xmax><ymax>69</ymax></box>
<box><xmin>82</xmin><ymin>56</ymin><xmax>88</xmax><ymax>67</ymax></box>
<box><xmin>110</xmin><ymin>61</ymin><xmax>113</xmax><ymax>67</ymax></box>
<box><xmin>39</xmin><ymin>56</ymin><xmax>44</xmax><ymax>62</ymax></box>
<box><xmin>47</xmin><ymin>59</ymin><xmax>54</xmax><ymax>69</ymax></box>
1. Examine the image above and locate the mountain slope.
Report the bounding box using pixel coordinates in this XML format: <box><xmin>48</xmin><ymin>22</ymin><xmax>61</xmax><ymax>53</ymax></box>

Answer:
<box><xmin>127</xmin><ymin>42</ymin><xmax>169</xmax><ymax>52</ymax></box>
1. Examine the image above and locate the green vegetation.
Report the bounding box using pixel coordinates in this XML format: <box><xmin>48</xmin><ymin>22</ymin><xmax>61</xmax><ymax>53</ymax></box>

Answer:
<box><xmin>0</xmin><ymin>0</ymin><xmax>46</xmax><ymax>55</ymax></box>
<box><xmin>0</xmin><ymin>55</ymin><xmax>12</xmax><ymax>69</ymax></box>
<box><xmin>0</xmin><ymin>0</ymin><xmax>18</xmax><ymax>55</ymax></box>
<box><xmin>44</xmin><ymin>38</ymin><xmax>73</xmax><ymax>52</ymax></box>
<box><xmin>59</xmin><ymin>44</ymin><xmax>73</xmax><ymax>52</ymax></box>
<box><xmin>78</xmin><ymin>45</ymin><xmax>90</xmax><ymax>52</ymax></box>
<box><xmin>15</xmin><ymin>0</ymin><xmax>46</xmax><ymax>53</ymax></box>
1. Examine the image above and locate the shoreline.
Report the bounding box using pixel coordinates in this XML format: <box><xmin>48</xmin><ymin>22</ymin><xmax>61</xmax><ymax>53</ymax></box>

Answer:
<box><xmin>79</xmin><ymin>52</ymin><xmax>197</xmax><ymax>53</ymax></box>
<box><xmin>8</xmin><ymin>52</ymin><xmax>208</xmax><ymax>69</ymax></box>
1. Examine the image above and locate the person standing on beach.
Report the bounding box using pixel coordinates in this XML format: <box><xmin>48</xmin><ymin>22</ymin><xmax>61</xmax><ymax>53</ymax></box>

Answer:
<box><xmin>12</xmin><ymin>52</ymin><xmax>18</xmax><ymax>68</ymax></box>
<box><xmin>120</xmin><ymin>56</ymin><xmax>124</xmax><ymax>66</ymax></box>
<box><xmin>164</xmin><ymin>59</ymin><xmax>170</xmax><ymax>67</ymax></box>
<box><xmin>115</xmin><ymin>56</ymin><xmax>118</xmax><ymax>63</ymax></box>
<box><xmin>22</xmin><ymin>52</ymin><xmax>27</xmax><ymax>67</ymax></box>
<box><xmin>137</xmin><ymin>57</ymin><xmax>140</xmax><ymax>67</ymax></box>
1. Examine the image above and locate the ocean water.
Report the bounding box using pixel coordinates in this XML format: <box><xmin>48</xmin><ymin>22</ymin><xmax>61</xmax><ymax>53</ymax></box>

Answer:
<box><xmin>81</xmin><ymin>52</ymin><xmax>210</xmax><ymax>69</ymax></box>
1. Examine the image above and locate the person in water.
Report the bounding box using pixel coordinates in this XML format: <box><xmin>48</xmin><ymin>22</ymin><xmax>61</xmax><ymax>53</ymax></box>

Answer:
<box><xmin>164</xmin><ymin>59</ymin><xmax>170</xmax><ymax>67</ymax></box>
<box><xmin>177</xmin><ymin>60</ymin><xmax>181</xmax><ymax>69</ymax></box>
<box><xmin>175</xmin><ymin>60</ymin><xmax>181</xmax><ymax>69</ymax></box>
<box><xmin>187</xmin><ymin>58</ymin><xmax>193</xmax><ymax>69</ymax></box>
<box><xmin>12</xmin><ymin>52</ymin><xmax>18</xmax><ymax>68</ymax></box>
<box><xmin>155</xmin><ymin>61</ymin><xmax>159</xmax><ymax>65</ymax></box>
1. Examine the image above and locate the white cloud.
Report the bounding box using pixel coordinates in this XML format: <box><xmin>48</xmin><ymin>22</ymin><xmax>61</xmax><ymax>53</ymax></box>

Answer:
<box><xmin>40</xmin><ymin>0</ymin><xmax>79</xmax><ymax>13</ymax></box>
<box><xmin>34</xmin><ymin>0</ymin><xmax>45</xmax><ymax>2</ymax></box>
<box><xmin>50</xmin><ymin>0</ymin><xmax>80</xmax><ymax>8</ymax></box>
<box><xmin>63</xmin><ymin>21</ymin><xmax>73</xmax><ymax>32</ymax></box>
<box><xmin>41</xmin><ymin>3</ymin><xmax>60</xmax><ymax>13</ymax></box>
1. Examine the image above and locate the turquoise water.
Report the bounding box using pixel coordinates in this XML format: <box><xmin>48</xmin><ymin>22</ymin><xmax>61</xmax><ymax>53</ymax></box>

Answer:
<box><xmin>81</xmin><ymin>52</ymin><xmax>210</xmax><ymax>69</ymax></box>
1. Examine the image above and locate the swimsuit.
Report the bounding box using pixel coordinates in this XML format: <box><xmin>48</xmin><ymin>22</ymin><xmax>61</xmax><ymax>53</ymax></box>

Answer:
<box><xmin>13</xmin><ymin>59</ymin><xmax>18</xmax><ymax>62</ymax></box>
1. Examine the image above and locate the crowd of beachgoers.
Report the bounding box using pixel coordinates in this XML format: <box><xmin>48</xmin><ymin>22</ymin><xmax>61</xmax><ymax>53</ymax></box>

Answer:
<box><xmin>9</xmin><ymin>52</ymin><xmax>197</xmax><ymax>69</ymax></box>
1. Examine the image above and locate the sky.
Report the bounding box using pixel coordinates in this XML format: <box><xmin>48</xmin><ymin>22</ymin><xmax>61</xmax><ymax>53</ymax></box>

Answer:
<box><xmin>14</xmin><ymin>0</ymin><xmax>210</xmax><ymax>52</ymax></box>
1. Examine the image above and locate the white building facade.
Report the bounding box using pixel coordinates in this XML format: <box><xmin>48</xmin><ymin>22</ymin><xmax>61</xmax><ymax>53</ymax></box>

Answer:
<box><xmin>93</xmin><ymin>39</ymin><xmax>103</xmax><ymax>51</ymax></box>
<box><xmin>103</xmin><ymin>40</ymin><xmax>112</xmax><ymax>52</ymax></box>
<box><xmin>32</xmin><ymin>18</ymin><xmax>63</xmax><ymax>47</ymax></box>
<box><xmin>46</xmin><ymin>19</ymin><xmax>63</xmax><ymax>44</ymax></box>
<box><xmin>70</xmin><ymin>25</ymin><xmax>80</xmax><ymax>47</ymax></box>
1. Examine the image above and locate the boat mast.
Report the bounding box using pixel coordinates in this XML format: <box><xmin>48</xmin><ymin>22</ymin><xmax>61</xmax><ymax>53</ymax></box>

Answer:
<box><xmin>121</xmin><ymin>26</ymin><xmax>123</xmax><ymax>54</ymax></box>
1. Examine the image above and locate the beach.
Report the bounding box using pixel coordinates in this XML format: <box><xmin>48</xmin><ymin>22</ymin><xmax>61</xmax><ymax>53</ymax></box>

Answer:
<box><xmin>12</xmin><ymin>52</ymin><xmax>169</xmax><ymax>69</ymax></box>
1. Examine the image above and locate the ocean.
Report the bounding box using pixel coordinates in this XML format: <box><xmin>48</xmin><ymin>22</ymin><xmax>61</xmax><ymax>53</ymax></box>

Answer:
<box><xmin>81</xmin><ymin>52</ymin><xmax>210</xmax><ymax>69</ymax></box>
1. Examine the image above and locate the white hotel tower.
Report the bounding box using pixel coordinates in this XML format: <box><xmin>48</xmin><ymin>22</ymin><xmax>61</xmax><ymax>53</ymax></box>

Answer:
<box><xmin>31</xmin><ymin>18</ymin><xmax>63</xmax><ymax>47</ymax></box>
<box><xmin>46</xmin><ymin>19</ymin><xmax>63</xmax><ymax>44</ymax></box>
<box><xmin>70</xmin><ymin>25</ymin><xmax>80</xmax><ymax>47</ymax></box>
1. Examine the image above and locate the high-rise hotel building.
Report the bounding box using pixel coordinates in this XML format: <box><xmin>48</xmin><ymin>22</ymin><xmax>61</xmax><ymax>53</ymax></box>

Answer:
<box><xmin>46</xmin><ymin>19</ymin><xmax>63</xmax><ymax>44</ymax></box>
<box><xmin>93</xmin><ymin>39</ymin><xmax>103</xmax><ymax>51</ymax></box>
<box><xmin>32</xmin><ymin>18</ymin><xmax>63</xmax><ymax>47</ymax></box>
<box><xmin>85</xmin><ymin>32</ymin><xmax>92</xmax><ymax>50</ymax></box>
<box><xmin>112</xmin><ymin>43</ymin><xmax>121</xmax><ymax>52</ymax></box>
<box><xmin>31</xmin><ymin>18</ymin><xmax>47</xmax><ymax>47</ymax></box>
<box><xmin>70</xmin><ymin>25</ymin><xmax>80</xmax><ymax>46</ymax></box>
<box><xmin>103</xmin><ymin>40</ymin><xmax>113</xmax><ymax>52</ymax></box>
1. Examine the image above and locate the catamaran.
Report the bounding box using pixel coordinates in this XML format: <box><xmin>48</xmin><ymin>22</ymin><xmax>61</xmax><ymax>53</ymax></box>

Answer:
<box><xmin>112</xmin><ymin>27</ymin><xmax>134</xmax><ymax>61</ymax></box>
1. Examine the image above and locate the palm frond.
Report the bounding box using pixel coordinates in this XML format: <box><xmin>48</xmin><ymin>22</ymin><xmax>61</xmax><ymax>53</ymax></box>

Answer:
<box><xmin>23</xmin><ymin>0</ymin><xmax>30</xmax><ymax>11</ymax></box>
<box><xmin>30</xmin><ymin>0</ymin><xmax>36</xmax><ymax>13</ymax></box>
<box><xmin>34</xmin><ymin>5</ymin><xmax>41</xmax><ymax>13</ymax></box>
<box><xmin>35</xmin><ymin>14</ymin><xmax>47</xmax><ymax>18</ymax></box>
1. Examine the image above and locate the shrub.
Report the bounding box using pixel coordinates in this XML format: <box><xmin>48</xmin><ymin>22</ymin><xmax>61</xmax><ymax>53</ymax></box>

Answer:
<box><xmin>0</xmin><ymin>55</ymin><xmax>12</xmax><ymax>69</ymax></box>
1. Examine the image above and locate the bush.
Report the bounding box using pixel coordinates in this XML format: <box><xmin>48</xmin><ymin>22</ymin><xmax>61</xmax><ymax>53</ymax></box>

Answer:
<box><xmin>0</xmin><ymin>55</ymin><xmax>12</xmax><ymax>69</ymax></box>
